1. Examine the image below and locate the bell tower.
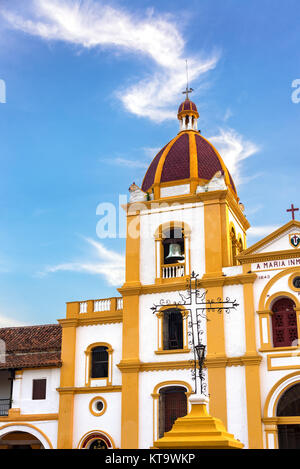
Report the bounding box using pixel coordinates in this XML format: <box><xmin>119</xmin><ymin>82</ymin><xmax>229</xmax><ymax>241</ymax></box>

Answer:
<box><xmin>118</xmin><ymin>94</ymin><xmax>259</xmax><ymax>449</ymax></box>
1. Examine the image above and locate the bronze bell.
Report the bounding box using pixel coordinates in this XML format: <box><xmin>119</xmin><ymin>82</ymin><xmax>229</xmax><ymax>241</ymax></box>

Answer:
<box><xmin>165</xmin><ymin>243</ymin><xmax>185</xmax><ymax>263</ymax></box>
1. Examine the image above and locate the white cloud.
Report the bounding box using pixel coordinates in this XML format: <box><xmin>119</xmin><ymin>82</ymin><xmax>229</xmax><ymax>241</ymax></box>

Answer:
<box><xmin>1</xmin><ymin>0</ymin><xmax>219</xmax><ymax>121</ymax></box>
<box><xmin>0</xmin><ymin>315</ymin><xmax>28</xmax><ymax>328</ymax></box>
<box><xmin>42</xmin><ymin>237</ymin><xmax>125</xmax><ymax>286</ymax></box>
<box><xmin>247</xmin><ymin>225</ymin><xmax>280</xmax><ymax>238</ymax></box>
<box><xmin>103</xmin><ymin>157</ymin><xmax>149</xmax><ymax>169</ymax></box>
<box><xmin>209</xmin><ymin>128</ymin><xmax>260</xmax><ymax>185</ymax></box>
<box><xmin>102</xmin><ymin>146</ymin><xmax>160</xmax><ymax>170</ymax></box>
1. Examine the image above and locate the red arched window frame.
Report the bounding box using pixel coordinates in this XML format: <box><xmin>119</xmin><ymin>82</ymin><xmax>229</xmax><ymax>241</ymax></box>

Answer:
<box><xmin>271</xmin><ymin>298</ymin><xmax>298</xmax><ymax>347</ymax></box>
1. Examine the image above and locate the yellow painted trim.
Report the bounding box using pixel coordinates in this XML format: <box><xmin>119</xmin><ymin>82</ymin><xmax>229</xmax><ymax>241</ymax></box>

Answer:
<box><xmin>155</xmin><ymin>304</ymin><xmax>190</xmax><ymax>352</ymax></box>
<box><xmin>267</xmin><ymin>352</ymin><xmax>300</xmax><ymax>371</ymax></box>
<box><xmin>57</xmin><ymin>385</ymin><xmax>121</xmax><ymax>394</ymax></box>
<box><xmin>265</xmin><ymin>290</ymin><xmax>300</xmax><ymax>310</ymax></box>
<box><xmin>85</xmin><ymin>342</ymin><xmax>113</xmax><ymax>387</ymax></box>
<box><xmin>205</xmin><ymin>284</ymin><xmax>227</xmax><ymax>427</ymax></box>
<box><xmin>258</xmin><ymin>267</ymin><xmax>300</xmax><ymax>310</ymax></box>
<box><xmin>263</xmin><ymin>371</ymin><xmax>300</xmax><ymax>419</ymax></box>
<box><xmin>0</xmin><ymin>413</ymin><xmax>58</xmax><ymax>422</ymax></box>
<box><xmin>288</xmin><ymin>272</ymin><xmax>300</xmax><ymax>292</ymax></box>
<box><xmin>120</xmin><ymin>293</ymin><xmax>140</xmax><ymax>448</ymax></box>
<box><xmin>241</xmin><ymin>264</ymin><xmax>263</xmax><ymax>448</ymax></box>
<box><xmin>0</xmin><ymin>422</ymin><xmax>54</xmax><ymax>449</ymax></box>
<box><xmin>189</xmin><ymin>132</ymin><xmax>198</xmax><ymax>193</ymax></box>
<box><xmin>238</xmin><ymin>249</ymin><xmax>300</xmax><ymax>265</ymax></box>
<box><xmin>155</xmin><ymin>349</ymin><xmax>190</xmax><ymax>355</ymax></box>
<box><xmin>240</xmin><ymin>220</ymin><xmax>300</xmax><ymax>257</ymax></box>
<box><xmin>89</xmin><ymin>396</ymin><xmax>107</xmax><ymax>417</ymax></box>
<box><xmin>57</xmin><ymin>309</ymin><xmax>77</xmax><ymax>449</ymax></box>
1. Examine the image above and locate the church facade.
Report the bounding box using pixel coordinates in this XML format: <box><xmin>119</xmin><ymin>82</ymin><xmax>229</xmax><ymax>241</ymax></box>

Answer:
<box><xmin>0</xmin><ymin>98</ymin><xmax>300</xmax><ymax>449</ymax></box>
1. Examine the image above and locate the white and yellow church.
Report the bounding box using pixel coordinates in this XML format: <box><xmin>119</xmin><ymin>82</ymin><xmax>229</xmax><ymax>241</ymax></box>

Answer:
<box><xmin>0</xmin><ymin>97</ymin><xmax>300</xmax><ymax>449</ymax></box>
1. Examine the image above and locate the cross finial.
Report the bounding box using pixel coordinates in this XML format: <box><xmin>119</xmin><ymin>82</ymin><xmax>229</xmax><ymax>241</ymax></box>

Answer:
<box><xmin>182</xmin><ymin>59</ymin><xmax>193</xmax><ymax>100</ymax></box>
<box><xmin>287</xmin><ymin>203</ymin><xmax>299</xmax><ymax>220</ymax></box>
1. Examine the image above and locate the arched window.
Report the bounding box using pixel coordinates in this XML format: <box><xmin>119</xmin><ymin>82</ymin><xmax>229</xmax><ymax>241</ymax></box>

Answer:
<box><xmin>91</xmin><ymin>346</ymin><xmax>109</xmax><ymax>379</ymax></box>
<box><xmin>79</xmin><ymin>431</ymin><xmax>115</xmax><ymax>449</ymax></box>
<box><xmin>277</xmin><ymin>383</ymin><xmax>300</xmax><ymax>449</ymax></box>
<box><xmin>163</xmin><ymin>309</ymin><xmax>183</xmax><ymax>350</ymax></box>
<box><xmin>230</xmin><ymin>227</ymin><xmax>237</xmax><ymax>265</ymax></box>
<box><xmin>158</xmin><ymin>386</ymin><xmax>187</xmax><ymax>438</ymax></box>
<box><xmin>271</xmin><ymin>298</ymin><xmax>298</xmax><ymax>347</ymax></box>
<box><xmin>85</xmin><ymin>343</ymin><xmax>113</xmax><ymax>386</ymax></box>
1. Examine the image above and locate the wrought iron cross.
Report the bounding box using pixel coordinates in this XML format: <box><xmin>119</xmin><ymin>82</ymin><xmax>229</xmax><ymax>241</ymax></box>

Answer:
<box><xmin>151</xmin><ymin>271</ymin><xmax>239</xmax><ymax>395</ymax></box>
<box><xmin>287</xmin><ymin>203</ymin><xmax>299</xmax><ymax>220</ymax></box>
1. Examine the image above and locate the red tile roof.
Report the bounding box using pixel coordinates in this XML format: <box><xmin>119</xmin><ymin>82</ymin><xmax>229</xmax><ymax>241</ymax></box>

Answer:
<box><xmin>178</xmin><ymin>99</ymin><xmax>198</xmax><ymax>113</ymax></box>
<box><xmin>141</xmin><ymin>131</ymin><xmax>236</xmax><ymax>195</ymax></box>
<box><xmin>0</xmin><ymin>324</ymin><xmax>62</xmax><ymax>370</ymax></box>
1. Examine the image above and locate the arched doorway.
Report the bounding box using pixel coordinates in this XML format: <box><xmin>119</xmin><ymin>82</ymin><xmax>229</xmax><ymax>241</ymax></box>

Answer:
<box><xmin>277</xmin><ymin>383</ymin><xmax>300</xmax><ymax>449</ymax></box>
<box><xmin>158</xmin><ymin>386</ymin><xmax>187</xmax><ymax>438</ymax></box>
<box><xmin>0</xmin><ymin>431</ymin><xmax>44</xmax><ymax>449</ymax></box>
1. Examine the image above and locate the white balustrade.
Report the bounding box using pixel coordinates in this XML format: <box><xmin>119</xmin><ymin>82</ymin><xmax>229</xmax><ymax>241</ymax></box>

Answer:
<box><xmin>162</xmin><ymin>263</ymin><xmax>185</xmax><ymax>279</ymax></box>
<box><xmin>94</xmin><ymin>299</ymin><xmax>111</xmax><ymax>312</ymax></box>
<box><xmin>79</xmin><ymin>302</ymin><xmax>87</xmax><ymax>313</ymax></box>
<box><xmin>117</xmin><ymin>298</ymin><xmax>123</xmax><ymax>310</ymax></box>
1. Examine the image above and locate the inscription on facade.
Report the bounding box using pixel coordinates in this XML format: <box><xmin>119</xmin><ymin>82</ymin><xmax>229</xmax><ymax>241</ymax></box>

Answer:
<box><xmin>253</xmin><ymin>258</ymin><xmax>300</xmax><ymax>271</ymax></box>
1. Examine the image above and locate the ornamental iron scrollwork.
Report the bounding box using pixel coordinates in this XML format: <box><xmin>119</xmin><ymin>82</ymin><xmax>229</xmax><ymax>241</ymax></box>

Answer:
<box><xmin>151</xmin><ymin>271</ymin><xmax>239</xmax><ymax>395</ymax></box>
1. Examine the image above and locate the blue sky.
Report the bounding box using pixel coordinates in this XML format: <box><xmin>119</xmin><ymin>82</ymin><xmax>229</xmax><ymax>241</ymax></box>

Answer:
<box><xmin>0</xmin><ymin>0</ymin><xmax>299</xmax><ymax>326</ymax></box>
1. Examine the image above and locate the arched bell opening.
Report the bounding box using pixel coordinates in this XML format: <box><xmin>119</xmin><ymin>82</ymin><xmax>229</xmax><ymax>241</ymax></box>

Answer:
<box><xmin>162</xmin><ymin>227</ymin><xmax>185</xmax><ymax>265</ymax></box>
<box><xmin>277</xmin><ymin>383</ymin><xmax>300</xmax><ymax>449</ymax></box>
<box><xmin>155</xmin><ymin>222</ymin><xmax>191</xmax><ymax>281</ymax></box>
<box><xmin>0</xmin><ymin>431</ymin><xmax>44</xmax><ymax>449</ymax></box>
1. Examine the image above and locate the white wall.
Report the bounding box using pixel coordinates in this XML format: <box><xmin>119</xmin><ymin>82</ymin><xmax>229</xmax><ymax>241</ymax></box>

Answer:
<box><xmin>72</xmin><ymin>391</ymin><xmax>122</xmax><ymax>448</ymax></box>
<box><xmin>75</xmin><ymin>323</ymin><xmax>122</xmax><ymax>388</ymax></box>
<box><xmin>13</xmin><ymin>368</ymin><xmax>60</xmax><ymax>415</ymax></box>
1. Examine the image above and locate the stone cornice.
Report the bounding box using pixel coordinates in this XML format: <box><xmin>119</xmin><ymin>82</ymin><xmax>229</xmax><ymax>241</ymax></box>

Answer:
<box><xmin>237</xmin><ymin>249</ymin><xmax>300</xmax><ymax>265</ymax></box>
<box><xmin>56</xmin><ymin>385</ymin><xmax>122</xmax><ymax>394</ymax></box>
<box><xmin>124</xmin><ymin>189</ymin><xmax>249</xmax><ymax>231</ymax></box>
<box><xmin>58</xmin><ymin>311</ymin><xmax>122</xmax><ymax>327</ymax></box>
<box><xmin>117</xmin><ymin>354</ymin><xmax>262</xmax><ymax>373</ymax></box>
<box><xmin>119</xmin><ymin>273</ymin><xmax>257</xmax><ymax>296</ymax></box>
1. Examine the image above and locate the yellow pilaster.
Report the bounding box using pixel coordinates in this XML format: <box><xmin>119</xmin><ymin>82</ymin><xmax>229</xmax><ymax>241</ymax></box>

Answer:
<box><xmin>57</xmin><ymin>303</ymin><xmax>78</xmax><ymax>449</ymax></box>
<box><xmin>203</xmin><ymin>198</ymin><xmax>224</xmax><ymax>276</ymax></box>
<box><xmin>203</xmin><ymin>198</ymin><xmax>228</xmax><ymax>427</ymax></box>
<box><xmin>242</xmin><ymin>264</ymin><xmax>263</xmax><ymax>449</ymax></box>
<box><xmin>118</xmin><ymin>206</ymin><xmax>141</xmax><ymax>449</ymax></box>
<box><xmin>206</xmin><ymin>286</ymin><xmax>227</xmax><ymax>427</ymax></box>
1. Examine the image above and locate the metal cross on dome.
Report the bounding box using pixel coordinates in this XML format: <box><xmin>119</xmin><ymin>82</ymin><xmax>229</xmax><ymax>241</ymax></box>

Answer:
<box><xmin>150</xmin><ymin>271</ymin><xmax>239</xmax><ymax>395</ymax></box>
<box><xmin>182</xmin><ymin>59</ymin><xmax>194</xmax><ymax>101</ymax></box>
